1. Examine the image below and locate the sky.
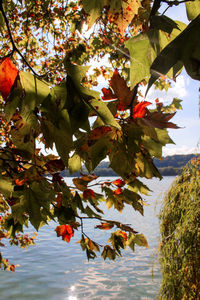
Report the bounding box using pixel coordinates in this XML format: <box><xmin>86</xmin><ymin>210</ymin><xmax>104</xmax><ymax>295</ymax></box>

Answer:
<box><xmin>159</xmin><ymin>3</ymin><xmax>200</xmax><ymax>156</ymax></box>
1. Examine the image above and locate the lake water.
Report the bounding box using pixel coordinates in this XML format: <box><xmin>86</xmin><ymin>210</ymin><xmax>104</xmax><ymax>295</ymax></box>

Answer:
<box><xmin>0</xmin><ymin>176</ymin><xmax>175</xmax><ymax>300</ymax></box>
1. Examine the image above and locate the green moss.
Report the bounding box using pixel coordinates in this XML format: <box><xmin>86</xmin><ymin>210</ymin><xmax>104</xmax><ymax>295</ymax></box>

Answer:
<box><xmin>159</xmin><ymin>156</ymin><xmax>200</xmax><ymax>299</ymax></box>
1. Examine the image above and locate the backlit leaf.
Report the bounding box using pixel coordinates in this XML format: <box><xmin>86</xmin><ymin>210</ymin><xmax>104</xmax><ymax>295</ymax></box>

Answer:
<box><xmin>132</xmin><ymin>101</ymin><xmax>151</xmax><ymax>119</ymax></box>
<box><xmin>109</xmin><ymin>69</ymin><xmax>134</xmax><ymax>109</ymax></box>
<box><xmin>101</xmin><ymin>245</ymin><xmax>116</xmax><ymax>260</ymax></box>
<box><xmin>186</xmin><ymin>0</ymin><xmax>200</xmax><ymax>21</ymax></box>
<box><xmin>83</xmin><ymin>189</ymin><xmax>95</xmax><ymax>200</ymax></box>
<box><xmin>0</xmin><ymin>58</ymin><xmax>18</xmax><ymax>101</ymax></box>
<box><xmin>107</xmin><ymin>0</ymin><xmax>141</xmax><ymax>36</ymax></box>
<box><xmin>112</xmin><ymin>179</ymin><xmax>125</xmax><ymax>187</ymax></box>
<box><xmin>95</xmin><ymin>222</ymin><xmax>114</xmax><ymax>230</ymax></box>
<box><xmin>68</xmin><ymin>153</ymin><xmax>82</xmax><ymax>174</ymax></box>
<box><xmin>147</xmin><ymin>16</ymin><xmax>200</xmax><ymax>92</ymax></box>
<box><xmin>126</xmin><ymin>22</ymin><xmax>186</xmax><ymax>88</ymax></box>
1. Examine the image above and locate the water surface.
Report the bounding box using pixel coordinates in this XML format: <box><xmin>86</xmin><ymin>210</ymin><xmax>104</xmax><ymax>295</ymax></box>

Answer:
<box><xmin>0</xmin><ymin>176</ymin><xmax>175</xmax><ymax>300</ymax></box>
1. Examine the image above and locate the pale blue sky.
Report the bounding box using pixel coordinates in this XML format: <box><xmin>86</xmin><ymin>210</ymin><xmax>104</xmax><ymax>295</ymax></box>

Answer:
<box><xmin>161</xmin><ymin>3</ymin><xmax>200</xmax><ymax>155</ymax></box>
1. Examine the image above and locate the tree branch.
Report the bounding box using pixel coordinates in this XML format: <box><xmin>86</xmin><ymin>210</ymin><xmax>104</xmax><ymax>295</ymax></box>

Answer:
<box><xmin>149</xmin><ymin>0</ymin><xmax>194</xmax><ymax>19</ymax></box>
<box><xmin>130</xmin><ymin>83</ymin><xmax>139</xmax><ymax>120</ymax></box>
<box><xmin>0</xmin><ymin>0</ymin><xmax>47</xmax><ymax>78</ymax></box>
<box><xmin>162</xmin><ymin>0</ymin><xmax>194</xmax><ymax>5</ymax></box>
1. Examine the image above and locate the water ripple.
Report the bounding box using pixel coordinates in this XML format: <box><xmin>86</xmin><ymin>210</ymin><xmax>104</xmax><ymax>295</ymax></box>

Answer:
<box><xmin>0</xmin><ymin>177</ymin><xmax>175</xmax><ymax>300</ymax></box>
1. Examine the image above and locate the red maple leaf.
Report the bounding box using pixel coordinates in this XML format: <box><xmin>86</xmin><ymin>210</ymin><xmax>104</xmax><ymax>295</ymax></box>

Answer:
<box><xmin>55</xmin><ymin>224</ymin><xmax>74</xmax><ymax>243</ymax></box>
<box><xmin>15</xmin><ymin>179</ymin><xmax>26</xmax><ymax>186</ymax></box>
<box><xmin>132</xmin><ymin>101</ymin><xmax>151</xmax><ymax>119</ymax></box>
<box><xmin>112</xmin><ymin>178</ymin><xmax>125</xmax><ymax>187</ymax></box>
<box><xmin>101</xmin><ymin>87</ymin><xmax>116</xmax><ymax>100</ymax></box>
<box><xmin>117</xmin><ymin>103</ymin><xmax>127</xmax><ymax>111</ymax></box>
<box><xmin>0</xmin><ymin>58</ymin><xmax>18</xmax><ymax>101</ymax></box>
<box><xmin>114</xmin><ymin>187</ymin><xmax>123</xmax><ymax>195</ymax></box>
<box><xmin>83</xmin><ymin>189</ymin><xmax>95</xmax><ymax>200</ymax></box>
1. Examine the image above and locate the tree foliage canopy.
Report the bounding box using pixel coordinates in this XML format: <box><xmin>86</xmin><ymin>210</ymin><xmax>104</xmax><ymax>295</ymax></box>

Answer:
<box><xmin>0</xmin><ymin>0</ymin><xmax>199</xmax><ymax>271</ymax></box>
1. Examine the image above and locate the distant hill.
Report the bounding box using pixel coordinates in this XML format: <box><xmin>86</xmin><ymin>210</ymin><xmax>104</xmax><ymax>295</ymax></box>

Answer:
<box><xmin>61</xmin><ymin>154</ymin><xmax>198</xmax><ymax>177</ymax></box>
<box><xmin>154</xmin><ymin>154</ymin><xmax>197</xmax><ymax>176</ymax></box>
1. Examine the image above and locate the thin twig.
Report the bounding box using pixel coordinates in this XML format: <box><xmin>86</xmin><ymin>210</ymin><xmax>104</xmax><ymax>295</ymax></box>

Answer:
<box><xmin>0</xmin><ymin>0</ymin><xmax>48</xmax><ymax>78</ymax></box>
<box><xmin>162</xmin><ymin>0</ymin><xmax>194</xmax><ymax>5</ymax></box>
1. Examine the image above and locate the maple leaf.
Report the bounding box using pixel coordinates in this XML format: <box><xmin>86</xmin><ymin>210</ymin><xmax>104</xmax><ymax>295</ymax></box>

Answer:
<box><xmin>80</xmin><ymin>126</ymin><xmax>112</xmax><ymax>152</ymax></box>
<box><xmin>119</xmin><ymin>231</ymin><xmax>128</xmax><ymax>243</ymax></box>
<box><xmin>114</xmin><ymin>187</ymin><xmax>123</xmax><ymax>195</ymax></box>
<box><xmin>73</xmin><ymin>174</ymin><xmax>98</xmax><ymax>191</ymax></box>
<box><xmin>0</xmin><ymin>58</ymin><xmax>18</xmax><ymax>101</ymax></box>
<box><xmin>45</xmin><ymin>159</ymin><xmax>65</xmax><ymax>173</ymax></box>
<box><xmin>107</xmin><ymin>0</ymin><xmax>141</xmax><ymax>36</ymax></box>
<box><xmin>110</xmin><ymin>69</ymin><xmax>134</xmax><ymax>109</ymax></box>
<box><xmin>88</xmin><ymin>126</ymin><xmax>112</xmax><ymax>140</ymax></box>
<box><xmin>132</xmin><ymin>101</ymin><xmax>151</xmax><ymax>119</ymax></box>
<box><xmin>95</xmin><ymin>222</ymin><xmax>114</xmax><ymax>230</ymax></box>
<box><xmin>55</xmin><ymin>224</ymin><xmax>67</xmax><ymax>237</ymax></box>
<box><xmin>112</xmin><ymin>179</ymin><xmax>125</xmax><ymax>187</ymax></box>
<box><xmin>15</xmin><ymin>179</ymin><xmax>26</xmax><ymax>186</ymax></box>
<box><xmin>55</xmin><ymin>224</ymin><xmax>74</xmax><ymax>243</ymax></box>
<box><xmin>143</xmin><ymin>111</ymin><xmax>179</xmax><ymax>129</ymax></box>
<box><xmin>101</xmin><ymin>88</ymin><xmax>116</xmax><ymax>101</ymax></box>
<box><xmin>83</xmin><ymin>189</ymin><xmax>95</xmax><ymax>200</ymax></box>
<box><xmin>117</xmin><ymin>103</ymin><xmax>127</xmax><ymax>111</ymax></box>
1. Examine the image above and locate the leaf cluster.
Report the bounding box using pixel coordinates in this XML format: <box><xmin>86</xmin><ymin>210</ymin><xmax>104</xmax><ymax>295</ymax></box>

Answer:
<box><xmin>0</xmin><ymin>0</ymin><xmax>199</xmax><ymax>269</ymax></box>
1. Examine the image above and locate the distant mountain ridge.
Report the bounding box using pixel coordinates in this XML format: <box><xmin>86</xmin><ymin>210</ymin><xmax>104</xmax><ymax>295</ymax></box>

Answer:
<box><xmin>61</xmin><ymin>154</ymin><xmax>199</xmax><ymax>177</ymax></box>
<box><xmin>154</xmin><ymin>153</ymin><xmax>197</xmax><ymax>176</ymax></box>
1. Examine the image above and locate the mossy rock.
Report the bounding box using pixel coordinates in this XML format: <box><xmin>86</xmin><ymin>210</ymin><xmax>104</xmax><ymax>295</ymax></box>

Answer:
<box><xmin>159</xmin><ymin>156</ymin><xmax>200</xmax><ymax>299</ymax></box>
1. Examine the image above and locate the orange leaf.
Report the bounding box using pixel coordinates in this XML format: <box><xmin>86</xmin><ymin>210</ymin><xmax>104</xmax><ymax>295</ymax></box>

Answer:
<box><xmin>132</xmin><ymin>101</ymin><xmax>151</xmax><ymax>119</ymax></box>
<box><xmin>55</xmin><ymin>225</ymin><xmax>74</xmax><ymax>243</ymax></box>
<box><xmin>0</xmin><ymin>58</ymin><xmax>18</xmax><ymax>101</ymax></box>
<box><xmin>112</xmin><ymin>179</ymin><xmax>125</xmax><ymax>187</ymax></box>
<box><xmin>107</xmin><ymin>0</ymin><xmax>141</xmax><ymax>36</ymax></box>
<box><xmin>95</xmin><ymin>222</ymin><xmax>114</xmax><ymax>230</ymax></box>
<box><xmin>73</xmin><ymin>174</ymin><xmax>98</xmax><ymax>191</ymax></box>
<box><xmin>83</xmin><ymin>189</ymin><xmax>95</xmax><ymax>200</ymax></box>
<box><xmin>15</xmin><ymin>179</ymin><xmax>26</xmax><ymax>186</ymax></box>
<box><xmin>119</xmin><ymin>231</ymin><xmax>128</xmax><ymax>243</ymax></box>
<box><xmin>114</xmin><ymin>187</ymin><xmax>123</xmax><ymax>195</ymax></box>
<box><xmin>55</xmin><ymin>225</ymin><xmax>67</xmax><ymax>237</ymax></box>
<box><xmin>80</xmin><ymin>174</ymin><xmax>98</xmax><ymax>182</ymax></box>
